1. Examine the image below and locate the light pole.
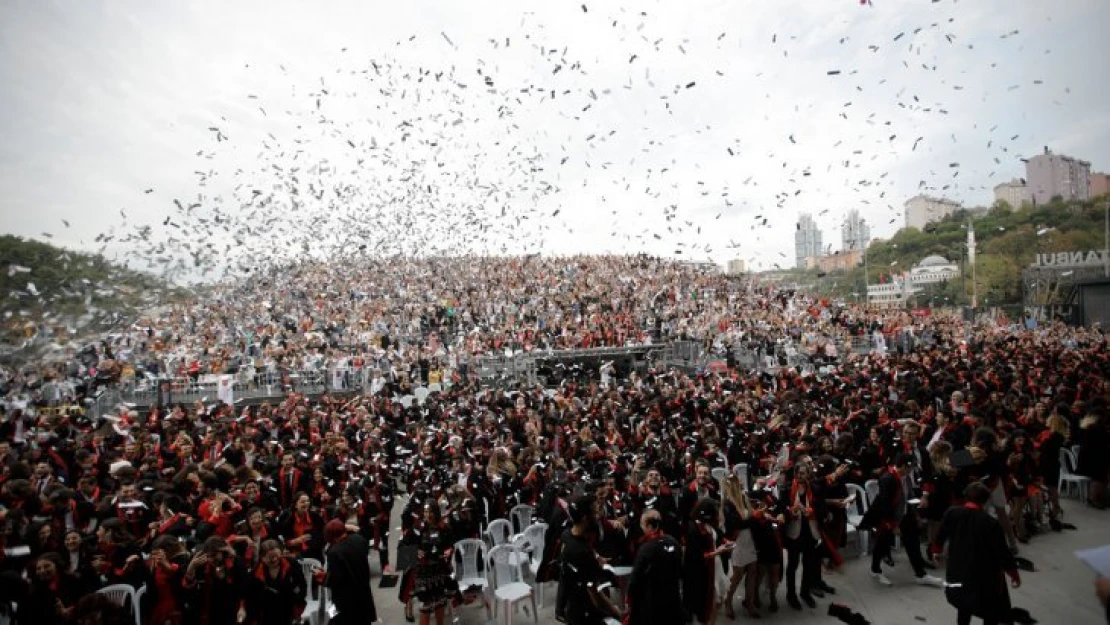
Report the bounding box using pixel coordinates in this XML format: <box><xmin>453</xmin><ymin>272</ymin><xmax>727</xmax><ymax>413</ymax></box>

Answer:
<box><xmin>1104</xmin><ymin>198</ymin><xmax>1108</xmax><ymax>278</ymax></box>
<box><xmin>968</xmin><ymin>218</ymin><xmax>978</xmax><ymax>310</ymax></box>
<box><xmin>862</xmin><ymin>244</ymin><xmax>870</xmax><ymax>307</ymax></box>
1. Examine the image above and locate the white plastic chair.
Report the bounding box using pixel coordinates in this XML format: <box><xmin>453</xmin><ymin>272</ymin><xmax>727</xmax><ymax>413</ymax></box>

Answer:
<box><xmin>605</xmin><ymin>564</ymin><xmax>634</xmax><ymax>605</ymax></box>
<box><xmin>509</xmin><ymin>504</ymin><xmax>535</xmax><ymax>537</ymax></box>
<box><xmin>133</xmin><ymin>586</ymin><xmax>145</xmax><ymax>625</ymax></box>
<box><xmin>845</xmin><ymin>483</ymin><xmax>870</xmax><ymax>555</ymax></box>
<box><xmin>487</xmin><ymin>518</ymin><xmax>512</xmax><ymax>547</ymax></box>
<box><xmin>452</xmin><ymin>539</ymin><xmax>493</xmax><ymax>621</ymax></box>
<box><xmin>863</xmin><ymin>479</ymin><xmax>897</xmax><ymax>551</ymax></box>
<box><xmin>520</xmin><ymin>523</ymin><xmax>548</xmax><ymax>605</ymax></box>
<box><xmin>96</xmin><ymin>584</ymin><xmax>139</xmax><ymax>625</ymax></box>
<box><xmin>864</xmin><ymin>479</ymin><xmax>880</xmax><ymax>506</ymax></box>
<box><xmin>488</xmin><ymin>544</ymin><xmax>538</xmax><ymax>625</ymax></box>
<box><xmin>711</xmin><ymin>467</ymin><xmax>729</xmax><ymax>491</ymax></box>
<box><xmin>733</xmin><ymin>463</ymin><xmax>750</xmax><ymax>492</ymax></box>
<box><xmin>300</xmin><ymin>558</ymin><xmax>324</xmax><ymax>625</ymax></box>
<box><xmin>1059</xmin><ymin>448</ymin><xmax>1090</xmax><ymax>503</ymax></box>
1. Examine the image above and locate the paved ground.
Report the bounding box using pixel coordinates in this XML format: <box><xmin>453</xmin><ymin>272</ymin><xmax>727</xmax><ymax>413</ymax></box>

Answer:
<box><xmin>365</xmin><ymin>496</ymin><xmax>1110</xmax><ymax>625</ymax></box>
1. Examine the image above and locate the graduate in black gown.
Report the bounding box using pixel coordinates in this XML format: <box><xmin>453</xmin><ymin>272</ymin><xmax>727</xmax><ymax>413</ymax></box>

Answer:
<box><xmin>627</xmin><ymin>509</ymin><xmax>682</xmax><ymax>625</ymax></box>
<box><xmin>681</xmin><ymin>498</ymin><xmax>733</xmax><ymax>625</ymax></box>
<box><xmin>932</xmin><ymin>482</ymin><xmax>1021</xmax><ymax>625</ymax></box>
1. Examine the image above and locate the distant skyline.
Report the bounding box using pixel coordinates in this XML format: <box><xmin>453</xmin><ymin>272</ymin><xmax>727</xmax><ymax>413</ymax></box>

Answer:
<box><xmin>1</xmin><ymin>0</ymin><xmax>1108</xmax><ymax>274</ymax></box>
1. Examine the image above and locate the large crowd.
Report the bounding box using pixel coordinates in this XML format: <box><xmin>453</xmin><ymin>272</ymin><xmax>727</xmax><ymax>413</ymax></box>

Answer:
<box><xmin>1</xmin><ymin>255</ymin><xmax>1108</xmax><ymax>625</ymax></box>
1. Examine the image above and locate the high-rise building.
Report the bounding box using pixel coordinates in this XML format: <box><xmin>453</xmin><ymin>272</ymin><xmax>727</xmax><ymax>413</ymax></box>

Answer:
<box><xmin>795</xmin><ymin>213</ymin><xmax>823</xmax><ymax>269</ymax></box>
<box><xmin>1025</xmin><ymin>148</ymin><xmax>1091</xmax><ymax>205</ymax></box>
<box><xmin>1091</xmin><ymin>172</ymin><xmax>1110</xmax><ymax>198</ymax></box>
<box><xmin>726</xmin><ymin>259</ymin><xmax>746</xmax><ymax>275</ymax></box>
<box><xmin>993</xmin><ymin>179</ymin><xmax>1030</xmax><ymax>208</ymax></box>
<box><xmin>904</xmin><ymin>195</ymin><xmax>962</xmax><ymax>230</ymax></box>
<box><xmin>841</xmin><ymin>209</ymin><xmax>871</xmax><ymax>252</ymax></box>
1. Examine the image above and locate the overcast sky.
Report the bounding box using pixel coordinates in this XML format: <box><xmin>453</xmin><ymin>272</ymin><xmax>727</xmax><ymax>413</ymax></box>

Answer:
<box><xmin>1</xmin><ymin>0</ymin><xmax>1107</xmax><ymax>274</ymax></box>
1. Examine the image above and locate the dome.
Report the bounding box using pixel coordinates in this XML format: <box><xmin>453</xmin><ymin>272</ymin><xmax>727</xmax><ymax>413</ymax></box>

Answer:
<box><xmin>917</xmin><ymin>255</ymin><xmax>951</xmax><ymax>267</ymax></box>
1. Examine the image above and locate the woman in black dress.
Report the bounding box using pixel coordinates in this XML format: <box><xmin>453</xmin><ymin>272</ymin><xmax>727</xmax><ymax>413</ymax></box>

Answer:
<box><xmin>244</xmin><ymin>539</ymin><xmax>308</xmax><ymax>625</ymax></box>
<box><xmin>1078</xmin><ymin>412</ymin><xmax>1108</xmax><ymax>509</ymax></box>
<box><xmin>1037</xmin><ymin>415</ymin><xmax>1069</xmax><ymax>528</ymax></box>
<box><xmin>923</xmin><ymin>440</ymin><xmax>962</xmax><ymax>546</ymax></box>
<box><xmin>410</xmin><ymin>504</ymin><xmax>456</xmax><ymax>625</ymax></box>
<box><xmin>748</xmin><ymin>489</ymin><xmax>784</xmax><ymax>614</ymax></box>
<box><xmin>682</xmin><ymin>498</ymin><xmax>732</xmax><ymax>625</ymax></box>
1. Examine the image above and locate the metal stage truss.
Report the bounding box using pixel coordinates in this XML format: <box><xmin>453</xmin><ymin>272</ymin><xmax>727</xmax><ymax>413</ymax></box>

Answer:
<box><xmin>1022</xmin><ymin>264</ymin><xmax>1108</xmax><ymax>322</ymax></box>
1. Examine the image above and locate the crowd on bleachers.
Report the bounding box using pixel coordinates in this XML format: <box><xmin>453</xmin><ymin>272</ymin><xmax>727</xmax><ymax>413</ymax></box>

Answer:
<box><xmin>0</xmin><ymin>255</ymin><xmax>1108</xmax><ymax>625</ymax></box>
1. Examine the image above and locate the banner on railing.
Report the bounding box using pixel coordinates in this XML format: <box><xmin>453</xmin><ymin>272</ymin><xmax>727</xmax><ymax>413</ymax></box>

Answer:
<box><xmin>217</xmin><ymin>375</ymin><xmax>235</xmax><ymax>405</ymax></box>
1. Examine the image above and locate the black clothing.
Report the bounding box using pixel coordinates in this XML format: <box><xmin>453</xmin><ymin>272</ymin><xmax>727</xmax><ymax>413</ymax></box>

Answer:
<box><xmin>325</xmin><ymin>533</ymin><xmax>378</xmax><ymax>625</ymax></box>
<box><xmin>182</xmin><ymin>556</ymin><xmax>247</xmax><ymax>625</ymax></box>
<box><xmin>627</xmin><ymin>533</ymin><xmax>683</xmax><ymax>625</ymax></box>
<box><xmin>246</xmin><ymin>558</ymin><xmax>308</xmax><ymax>625</ymax></box>
<box><xmin>682</xmin><ymin>523</ymin><xmax>717</xmax><ymax>623</ymax></box>
<box><xmin>21</xmin><ymin>575</ymin><xmax>82</xmax><ymax>625</ymax></box>
<box><xmin>923</xmin><ymin>470</ymin><xmax>963</xmax><ymax>522</ymax></box>
<box><xmin>560</xmin><ymin>529</ymin><xmax>608</xmax><ymax>625</ymax></box>
<box><xmin>936</xmin><ymin>505</ymin><xmax>1016</xmax><ymax>624</ymax></box>
<box><xmin>1037</xmin><ymin>431</ymin><xmax>1065</xmax><ymax>485</ymax></box>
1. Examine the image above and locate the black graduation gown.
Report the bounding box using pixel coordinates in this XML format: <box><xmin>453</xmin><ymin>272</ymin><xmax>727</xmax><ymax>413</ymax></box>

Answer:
<box><xmin>247</xmin><ymin>558</ymin><xmax>308</xmax><ymax>625</ymax></box>
<box><xmin>935</xmin><ymin>505</ymin><xmax>1015</xmax><ymax>622</ymax></box>
<box><xmin>325</xmin><ymin>533</ymin><xmax>378</xmax><ymax>625</ymax></box>
<box><xmin>681</xmin><ymin>523</ymin><xmax>716</xmax><ymax>623</ymax></box>
<box><xmin>627</xmin><ymin>533</ymin><xmax>683</xmax><ymax>625</ymax></box>
<box><xmin>536</xmin><ymin>502</ymin><xmax>569</xmax><ymax>584</ymax></box>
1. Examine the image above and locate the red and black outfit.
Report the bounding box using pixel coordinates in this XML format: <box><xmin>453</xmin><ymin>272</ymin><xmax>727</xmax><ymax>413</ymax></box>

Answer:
<box><xmin>245</xmin><ymin>557</ymin><xmax>307</xmax><ymax>625</ymax></box>
<box><xmin>280</xmin><ymin>509</ymin><xmax>324</xmax><ymax>562</ymax></box>
<box><xmin>681</xmin><ymin>519</ymin><xmax>721</xmax><ymax>624</ymax></box>
<box><xmin>932</xmin><ymin>502</ymin><xmax>1020</xmax><ymax>625</ymax></box>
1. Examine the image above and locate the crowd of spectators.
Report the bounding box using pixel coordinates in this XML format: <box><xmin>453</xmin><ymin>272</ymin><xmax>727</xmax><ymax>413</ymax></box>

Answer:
<box><xmin>0</xmin><ymin>255</ymin><xmax>1108</xmax><ymax>625</ymax></box>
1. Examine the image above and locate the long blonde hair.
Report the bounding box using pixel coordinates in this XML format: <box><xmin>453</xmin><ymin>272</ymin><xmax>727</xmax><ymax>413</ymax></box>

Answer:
<box><xmin>722</xmin><ymin>475</ymin><xmax>754</xmax><ymax>520</ymax></box>
<box><xmin>929</xmin><ymin>440</ymin><xmax>956</xmax><ymax>477</ymax></box>
<box><xmin>1047</xmin><ymin>414</ymin><xmax>1071</xmax><ymax>439</ymax></box>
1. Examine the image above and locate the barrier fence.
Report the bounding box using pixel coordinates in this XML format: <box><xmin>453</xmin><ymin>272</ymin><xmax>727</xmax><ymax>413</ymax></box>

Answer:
<box><xmin>96</xmin><ymin>335</ymin><xmax>890</xmax><ymax>413</ymax></box>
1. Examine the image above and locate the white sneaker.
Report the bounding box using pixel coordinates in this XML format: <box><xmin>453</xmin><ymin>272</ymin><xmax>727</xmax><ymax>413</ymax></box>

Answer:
<box><xmin>915</xmin><ymin>574</ymin><xmax>944</xmax><ymax>588</ymax></box>
<box><xmin>871</xmin><ymin>571</ymin><xmax>893</xmax><ymax>586</ymax></box>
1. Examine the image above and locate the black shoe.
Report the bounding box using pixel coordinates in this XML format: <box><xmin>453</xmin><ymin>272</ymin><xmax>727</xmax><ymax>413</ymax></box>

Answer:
<box><xmin>808</xmin><ymin>588</ymin><xmax>825</xmax><ymax>599</ymax></box>
<box><xmin>800</xmin><ymin>593</ymin><xmax>817</xmax><ymax>608</ymax></box>
<box><xmin>1049</xmin><ymin>518</ymin><xmax>1063</xmax><ymax>532</ymax></box>
<box><xmin>817</xmin><ymin>581</ymin><xmax>836</xmax><ymax>594</ymax></box>
<box><xmin>884</xmin><ymin>555</ymin><xmax>895</xmax><ymax>567</ymax></box>
<box><xmin>787</xmin><ymin>594</ymin><xmax>802</xmax><ymax>611</ymax></box>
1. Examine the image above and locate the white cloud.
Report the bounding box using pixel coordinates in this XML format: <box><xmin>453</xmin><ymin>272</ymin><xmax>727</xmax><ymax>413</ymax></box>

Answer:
<box><xmin>0</xmin><ymin>0</ymin><xmax>1107</xmax><ymax>276</ymax></box>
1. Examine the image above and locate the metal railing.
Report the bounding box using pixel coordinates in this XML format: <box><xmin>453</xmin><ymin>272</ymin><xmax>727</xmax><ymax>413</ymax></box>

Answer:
<box><xmin>102</xmin><ymin>336</ymin><xmax>868</xmax><ymax>410</ymax></box>
<box><xmin>111</xmin><ymin>367</ymin><xmax>381</xmax><ymax>409</ymax></box>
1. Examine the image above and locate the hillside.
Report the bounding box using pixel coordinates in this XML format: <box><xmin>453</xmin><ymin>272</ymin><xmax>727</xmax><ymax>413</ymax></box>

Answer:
<box><xmin>0</xmin><ymin>235</ymin><xmax>184</xmax><ymax>342</ymax></box>
<box><xmin>808</xmin><ymin>195</ymin><xmax>1109</xmax><ymax>309</ymax></box>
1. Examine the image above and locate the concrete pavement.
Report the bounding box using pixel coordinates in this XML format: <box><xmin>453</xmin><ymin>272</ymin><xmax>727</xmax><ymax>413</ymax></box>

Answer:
<box><xmin>362</xmin><ymin>496</ymin><xmax>1110</xmax><ymax>625</ymax></box>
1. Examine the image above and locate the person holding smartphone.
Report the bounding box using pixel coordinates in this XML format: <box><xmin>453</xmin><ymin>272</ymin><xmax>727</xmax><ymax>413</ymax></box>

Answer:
<box><xmin>181</xmin><ymin>536</ymin><xmax>246</xmax><ymax>625</ymax></box>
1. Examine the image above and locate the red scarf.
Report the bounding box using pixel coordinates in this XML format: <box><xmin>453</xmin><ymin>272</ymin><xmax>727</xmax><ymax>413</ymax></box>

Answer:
<box><xmin>157</xmin><ymin>513</ymin><xmax>183</xmax><ymax>536</ymax></box>
<box><xmin>254</xmin><ymin>557</ymin><xmax>291</xmax><ymax>583</ymax></box>
<box><xmin>788</xmin><ymin>479</ymin><xmax>814</xmax><ymax>519</ymax></box>
<box><xmin>292</xmin><ymin>513</ymin><xmax>313</xmax><ymax>551</ymax></box>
